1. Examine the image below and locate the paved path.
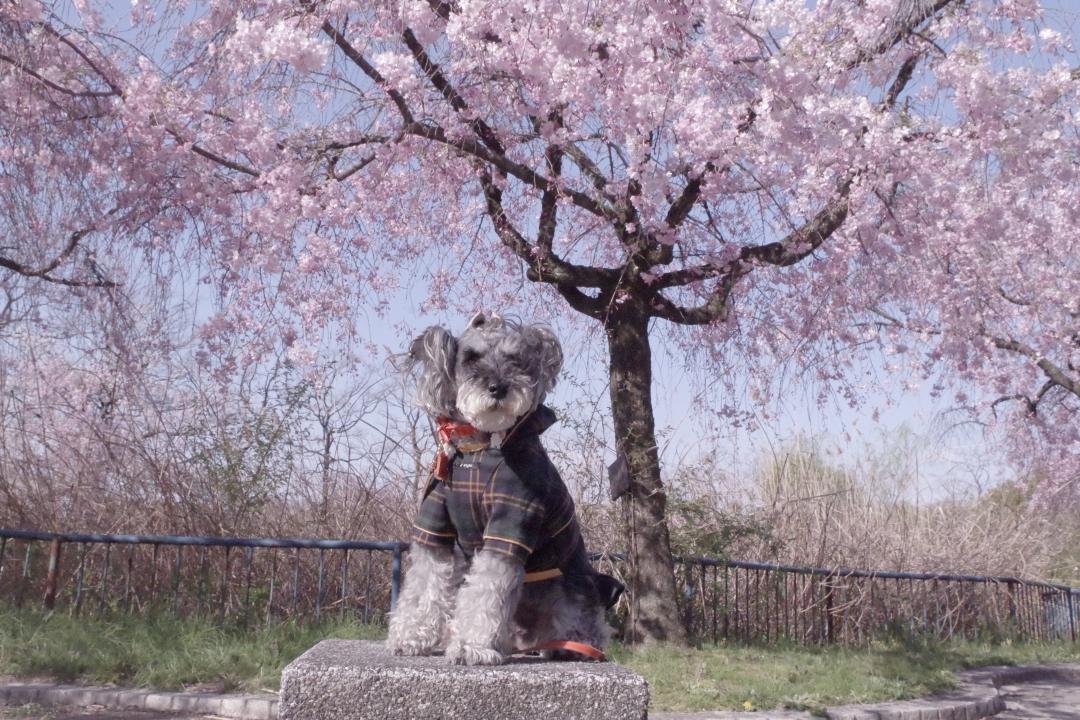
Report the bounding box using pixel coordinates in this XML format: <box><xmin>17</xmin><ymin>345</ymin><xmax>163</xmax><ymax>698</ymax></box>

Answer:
<box><xmin>0</xmin><ymin>708</ymin><xmax>202</xmax><ymax>720</ymax></box>
<box><xmin>3</xmin><ymin>664</ymin><xmax>1079</xmax><ymax>719</ymax></box>
<box><xmin>995</xmin><ymin>674</ymin><xmax>1080</xmax><ymax>719</ymax></box>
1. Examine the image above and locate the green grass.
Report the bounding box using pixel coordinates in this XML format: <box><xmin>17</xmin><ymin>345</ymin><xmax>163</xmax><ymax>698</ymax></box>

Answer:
<box><xmin>1</xmin><ymin>607</ymin><xmax>1077</xmax><ymax>713</ymax></box>
<box><xmin>0</xmin><ymin>607</ymin><xmax>381</xmax><ymax>693</ymax></box>
<box><xmin>609</xmin><ymin>638</ymin><xmax>1080</xmax><ymax>714</ymax></box>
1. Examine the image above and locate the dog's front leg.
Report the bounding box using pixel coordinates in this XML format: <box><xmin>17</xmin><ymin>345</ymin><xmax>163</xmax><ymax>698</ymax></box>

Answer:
<box><xmin>446</xmin><ymin>550</ymin><xmax>524</xmax><ymax>666</ymax></box>
<box><xmin>387</xmin><ymin>544</ymin><xmax>456</xmax><ymax>656</ymax></box>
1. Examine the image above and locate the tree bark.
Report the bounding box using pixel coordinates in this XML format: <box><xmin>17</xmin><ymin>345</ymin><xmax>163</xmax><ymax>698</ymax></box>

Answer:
<box><xmin>605</xmin><ymin>304</ymin><xmax>688</xmax><ymax>644</ymax></box>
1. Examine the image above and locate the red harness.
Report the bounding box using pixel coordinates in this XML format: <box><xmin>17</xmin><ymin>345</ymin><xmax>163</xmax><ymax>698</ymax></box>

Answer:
<box><xmin>523</xmin><ymin>640</ymin><xmax>607</xmax><ymax>662</ymax></box>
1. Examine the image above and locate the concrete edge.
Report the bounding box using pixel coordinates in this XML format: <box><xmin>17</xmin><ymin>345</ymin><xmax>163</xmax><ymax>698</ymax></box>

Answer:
<box><xmin>824</xmin><ymin>685</ymin><xmax>1005</xmax><ymax>720</ymax></box>
<box><xmin>0</xmin><ymin>683</ymin><xmax>279</xmax><ymax>720</ymax></box>
<box><xmin>820</xmin><ymin>665</ymin><xmax>1080</xmax><ymax>720</ymax></box>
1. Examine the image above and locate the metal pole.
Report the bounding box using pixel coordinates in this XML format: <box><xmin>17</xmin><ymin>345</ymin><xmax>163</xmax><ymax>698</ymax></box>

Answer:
<box><xmin>1068</xmin><ymin>590</ymin><xmax>1077</xmax><ymax>643</ymax></box>
<box><xmin>316</xmin><ymin>549</ymin><xmax>325</xmax><ymax>622</ymax></box>
<box><xmin>43</xmin><ymin>538</ymin><xmax>62</xmax><ymax>610</ymax></box>
<box><xmin>390</xmin><ymin>544</ymin><xmax>403</xmax><ymax>610</ymax></box>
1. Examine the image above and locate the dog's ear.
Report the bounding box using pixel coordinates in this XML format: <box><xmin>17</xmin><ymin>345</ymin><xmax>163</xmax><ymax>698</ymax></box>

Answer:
<box><xmin>406</xmin><ymin>326</ymin><xmax>458</xmax><ymax>418</ymax></box>
<box><xmin>525</xmin><ymin>324</ymin><xmax>563</xmax><ymax>396</ymax></box>
<box><xmin>467</xmin><ymin>310</ymin><xmax>502</xmax><ymax>330</ymax></box>
<box><xmin>470</xmin><ymin>310</ymin><xmax>492</xmax><ymax>330</ymax></box>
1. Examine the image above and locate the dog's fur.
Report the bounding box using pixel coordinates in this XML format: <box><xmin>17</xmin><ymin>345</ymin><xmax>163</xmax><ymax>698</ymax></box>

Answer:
<box><xmin>387</xmin><ymin>312</ymin><xmax>615</xmax><ymax>665</ymax></box>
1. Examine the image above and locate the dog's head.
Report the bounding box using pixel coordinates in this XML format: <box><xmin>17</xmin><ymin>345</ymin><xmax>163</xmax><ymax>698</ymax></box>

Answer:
<box><xmin>405</xmin><ymin>312</ymin><xmax>563</xmax><ymax>432</ymax></box>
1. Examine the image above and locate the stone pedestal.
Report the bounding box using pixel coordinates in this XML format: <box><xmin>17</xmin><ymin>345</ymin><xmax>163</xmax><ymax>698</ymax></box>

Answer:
<box><xmin>280</xmin><ymin>640</ymin><xmax>649</xmax><ymax>720</ymax></box>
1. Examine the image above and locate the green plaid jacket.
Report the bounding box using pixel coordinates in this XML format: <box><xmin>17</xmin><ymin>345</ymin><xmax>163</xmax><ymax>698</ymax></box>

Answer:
<box><xmin>412</xmin><ymin>406</ymin><xmax>585</xmax><ymax>572</ymax></box>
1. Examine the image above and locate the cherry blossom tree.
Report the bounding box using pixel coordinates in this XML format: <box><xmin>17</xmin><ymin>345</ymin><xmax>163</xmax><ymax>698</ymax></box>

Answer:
<box><xmin>2</xmin><ymin>0</ymin><xmax>1078</xmax><ymax>642</ymax></box>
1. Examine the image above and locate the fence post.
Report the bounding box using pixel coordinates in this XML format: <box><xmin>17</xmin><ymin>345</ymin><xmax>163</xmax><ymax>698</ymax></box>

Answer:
<box><xmin>1068</xmin><ymin>589</ymin><xmax>1077</xmax><ymax>643</ymax></box>
<box><xmin>390</xmin><ymin>544</ymin><xmax>403</xmax><ymax>610</ymax></box>
<box><xmin>43</xmin><ymin>538</ymin><xmax>62</xmax><ymax>610</ymax></box>
<box><xmin>825</xmin><ymin>576</ymin><xmax>836</xmax><ymax>644</ymax></box>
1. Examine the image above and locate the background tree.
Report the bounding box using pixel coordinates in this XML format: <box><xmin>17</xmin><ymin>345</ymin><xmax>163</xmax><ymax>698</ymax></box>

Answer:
<box><xmin>2</xmin><ymin>0</ymin><xmax>1078</xmax><ymax>642</ymax></box>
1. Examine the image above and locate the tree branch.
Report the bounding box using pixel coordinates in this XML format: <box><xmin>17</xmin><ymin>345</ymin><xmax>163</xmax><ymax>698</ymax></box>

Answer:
<box><xmin>477</xmin><ymin>168</ymin><xmax>616</xmax><ymax>289</ymax></box>
<box><xmin>649</xmin><ymin>179</ymin><xmax>851</xmax><ymax>325</ymax></box>
<box><xmin>400</xmin><ymin>27</ymin><xmax>505</xmax><ymax>156</ymax></box>
<box><xmin>166</xmin><ymin>129</ymin><xmax>260</xmax><ymax>177</ymax></box>
<box><xmin>405</xmin><ymin>122</ymin><xmax>618</xmax><ymax>220</ymax></box>
<box><xmin>648</xmin><ymin>277</ymin><xmax>740</xmax><ymax>325</ymax></box>
<box><xmin>991</xmin><ymin>336</ymin><xmax>1080</xmax><ymax>399</ymax></box>
<box><xmin>537</xmin><ymin>137</ymin><xmax>562</xmax><ymax>256</ymax></box>
<box><xmin>0</xmin><ymin>51</ymin><xmax>118</xmax><ymax>98</ymax></box>
<box><xmin>854</xmin><ymin>0</ymin><xmax>961</xmax><ymax>66</ymax></box>
<box><xmin>319</xmin><ymin>19</ymin><xmax>415</xmax><ymax>125</ymax></box>
<box><xmin>883</xmin><ymin>53</ymin><xmax>919</xmax><ymax>109</ymax></box>
<box><xmin>0</xmin><ymin>228</ymin><xmax>117</xmax><ymax>288</ymax></box>
<box><xmin>39</xmin><ymin>23</ymin><xmax>123</xmax><ymax>96</ymax></box>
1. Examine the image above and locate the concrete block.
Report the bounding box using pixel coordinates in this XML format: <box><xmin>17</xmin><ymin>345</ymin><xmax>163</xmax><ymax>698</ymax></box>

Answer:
<box><xmin>825</xmin><ymin>708</ymin><xmax>876</xmax><ymax>720</ymax></box>
<box><xmin>0</xmin><ymin>684</ymin><xmax>43</xmax><ymax>705</ymax></box>
<box><xmin>143</xmin><ymin>692</ymin><xmax>176</xmax><ymax>711</ymax></box>
<box><xmin>245</xmin><ymin>695</ymin><xmax>279</xmax><ymax>720</ymax></box>
<box><xmin>111</xmin><ymin>690</ymin><xmax>150</xmax><ymax>709</ymax></box>
<box><xmin>170</xmin><ymin>693</ymin><xmax>215</xmax><ymax>713</ymax></box>
<box><xmin>280</xmin><ymin>640</ymin><xmax>649</xmax><ymax>720</ymax></box>
<box><xmin>52</xmin><ymin>687</ymin><xmax>96</xmax><ymax>706</ymax></box>
<box><xmin>219</xmin><ymin>695</ymin><xmax>255</xmax><ymax>718</ymax></box>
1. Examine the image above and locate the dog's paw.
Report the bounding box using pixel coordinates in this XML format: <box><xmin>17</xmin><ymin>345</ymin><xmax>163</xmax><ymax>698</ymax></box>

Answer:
<box><xmin>390</xmin><ymin>637</ymin><xmax>439</xmax><ymax>656</ymax></box>
<box><xmin>387</xmin><ymin>626</ymin><xmax>441</xmax><ymax>657</ymax></box>
<box><xmin>446</xmin><ymin>640</ymin><xmax>504</xmax><ymax>666</ymax></box>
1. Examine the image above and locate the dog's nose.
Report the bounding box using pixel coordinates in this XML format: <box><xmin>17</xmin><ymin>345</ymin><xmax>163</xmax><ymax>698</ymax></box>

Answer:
<box><xmin>488</xmin><ymin>383</ymin><xmax>508</xmax><ymax>399</ymax></box>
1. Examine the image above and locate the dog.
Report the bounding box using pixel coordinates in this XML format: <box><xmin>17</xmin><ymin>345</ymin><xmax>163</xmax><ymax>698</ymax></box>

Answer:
<box><xmin>387</xmin><ymin>312</ymin><xmax>622</xmax><ymax>666</ymax></box>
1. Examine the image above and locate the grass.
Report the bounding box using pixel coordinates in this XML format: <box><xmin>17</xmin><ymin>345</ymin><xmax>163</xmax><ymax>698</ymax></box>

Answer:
<box><xmin>0</xmin><ymin>607</ymin><xmax>381</xmax><ymax>693</ymax></box>
<box><xmin>610</xmin><ymin>638</ymin><xmax>1080</xmax><ymax>714</ymax></box>
<box><xmin>0</xmin><ymin>607</ymin><xmax>1077</xmax><ymax>713</ymax></box>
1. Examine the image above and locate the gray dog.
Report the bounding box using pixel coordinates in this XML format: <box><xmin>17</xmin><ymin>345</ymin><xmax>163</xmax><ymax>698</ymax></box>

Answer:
<box><xmin>387</xmin><ymin>312</ymin><xmax>622</xmax><ymax>665</ymax></box>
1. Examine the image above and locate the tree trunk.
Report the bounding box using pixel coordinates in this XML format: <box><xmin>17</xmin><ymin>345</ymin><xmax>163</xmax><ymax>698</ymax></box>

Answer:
<box><xmin>605</xmin><ymin>306</ymin><xmax>688</xmax><ymax>645</ymax></box>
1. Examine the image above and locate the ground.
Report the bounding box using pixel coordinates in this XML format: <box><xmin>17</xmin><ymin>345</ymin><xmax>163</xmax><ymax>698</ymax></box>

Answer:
<box><xmin>995</xmin><ymin>675</ymin><xmax>1080</xmax><ymax>719</ymax></box>
<box><xmin>0</xmin><ymin>708</ymin><xmax>199</xmax><ymax>720</ymax></box>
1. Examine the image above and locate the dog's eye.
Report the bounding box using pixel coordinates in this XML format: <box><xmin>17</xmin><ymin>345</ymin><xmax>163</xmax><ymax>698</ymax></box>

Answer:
<box><xmin>462</xmin><ymin>350</ymin><xmax>480</xmax><ymax>364</ymax></box>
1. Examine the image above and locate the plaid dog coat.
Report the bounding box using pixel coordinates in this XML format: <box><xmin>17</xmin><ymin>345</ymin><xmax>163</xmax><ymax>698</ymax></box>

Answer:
<box><xmin>412</xmin><ymin>405</ymin><xmax>589</xmax><ymax>577</ymax></box>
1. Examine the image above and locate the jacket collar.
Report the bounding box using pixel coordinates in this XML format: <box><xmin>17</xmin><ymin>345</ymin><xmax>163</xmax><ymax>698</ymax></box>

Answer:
<box><xmin>436</xmin><ymin>405</ymin><xmax>556</xmax><ymax>453</ymax></box>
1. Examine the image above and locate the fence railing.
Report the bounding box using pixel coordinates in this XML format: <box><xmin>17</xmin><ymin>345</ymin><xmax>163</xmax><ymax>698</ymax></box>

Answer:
<box><xmin>664</xmin><ymin>554</ymin><xmax>1078</xmax><ymax>645</ymax></box>
<box><xmin>2</xmin><ymin>528</ymin><xmax>1076</xmax><ymax>645</ymax></box>
<box><xmin>0</xmin><ymin>529</ymin><xmax>405</xmax><ymax>625</ymax></box>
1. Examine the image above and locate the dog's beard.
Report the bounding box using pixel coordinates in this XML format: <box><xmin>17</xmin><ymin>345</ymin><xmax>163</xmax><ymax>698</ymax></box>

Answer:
<box><xmin>456</xmin><ymin>382</ymin><xmax>532</xmax><ymax>432</ymax></box>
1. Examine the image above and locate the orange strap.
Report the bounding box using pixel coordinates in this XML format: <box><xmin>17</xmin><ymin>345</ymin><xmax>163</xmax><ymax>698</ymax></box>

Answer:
<box><xmin>523</xmin><ymin>567</ymin><xmax>562</xmax><ymax>583</ymax></box>
<box><xmin>525</xmin><ymin>640</ymin><xmax>606</xmax><ymax>662</ymax></box>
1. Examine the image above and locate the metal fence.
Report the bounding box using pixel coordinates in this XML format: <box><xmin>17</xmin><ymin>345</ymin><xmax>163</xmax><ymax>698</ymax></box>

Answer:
<box><xmin>667</xmin><ymin>555</ymin><xmax>1078</xmax><ymax>645</ymax></box>
<box><xmin>1</xmin><ymin>528</ymin><xmax>1076</xmax><ymax>645</ymax></box>
<box><xmin>0</xmin><ymin>529</ymin><xmax>404</xmax><ymax>624</ymax></box>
